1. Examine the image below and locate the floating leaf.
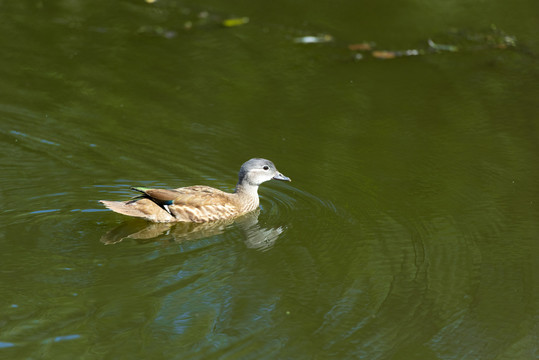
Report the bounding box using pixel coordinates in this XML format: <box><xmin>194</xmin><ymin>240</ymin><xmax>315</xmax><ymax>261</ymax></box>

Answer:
<box><xmin>371</xmin><ymin>51</ymin><xmax>397</xmax><ymax>59</ymax></box>
<box><xmin>371</xmin><ymin>49</ymin><xmax>423</xmax><ymax>59</ymax></box>
<box><xmin>222</xmin><ymin>17</ymin><xmax>250</xmax><ymax>27</ymax></box>
<box><xmin>293</xmin><ymin>34</ymin><xmax>333</xmax><ymax>44</ymax></box>
<box><xmin>428</xmin><ymin>39</ymin><xmax>459</xmax><ymax>52</ymax></box>
<box><xmin>348</xmin><ymin>42</ymin><xmax>374</xmax><ymax>51</ymax></box>
<box><xmin>403</xmin><ymin>49</ymin><xmax>422</xmax><ymax>56</ymax></box>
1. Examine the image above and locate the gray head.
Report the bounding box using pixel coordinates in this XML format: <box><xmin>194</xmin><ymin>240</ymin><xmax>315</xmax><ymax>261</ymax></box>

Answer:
<box><xmin>237</xmin><ymin>158</ymin><xmax>291</xmax><ymax>187</ymax></box>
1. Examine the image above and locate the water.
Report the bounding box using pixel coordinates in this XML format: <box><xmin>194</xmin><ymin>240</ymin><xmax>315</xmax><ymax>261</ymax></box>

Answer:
<box><xmin>1</xmin><ymin>1</ymin><xmax>538</xmax><ymax>359</ymax></box>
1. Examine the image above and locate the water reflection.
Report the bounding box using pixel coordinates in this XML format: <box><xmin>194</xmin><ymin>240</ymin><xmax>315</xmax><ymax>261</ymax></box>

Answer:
<box><xmin>1</xmin><ymin>0</ymin><xmax>537</xmax><ymax>358</ymax></box>
<box><xmin>237</xmin><ymin>211</ymin><xmax>284</xmax><ymax>251</ymax></box>
<box><xmin>100</xmin><ymin>210</ymin><xmax>284</xmax><ymax>251</ymax></box>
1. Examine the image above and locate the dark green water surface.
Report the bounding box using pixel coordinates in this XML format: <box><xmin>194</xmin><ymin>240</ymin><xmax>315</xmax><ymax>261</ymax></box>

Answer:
<box><xmin>1</xmin><ymin>1</ymin><xmax>537</xmax><ymax>359</ymax></box>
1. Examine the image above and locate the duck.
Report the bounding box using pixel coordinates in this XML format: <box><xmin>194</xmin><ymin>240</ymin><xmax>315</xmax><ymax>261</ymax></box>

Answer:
<box><xmin>99</xmin><ymin>158</ymin><xmax>291</xmax><ymax>223</ymax></box>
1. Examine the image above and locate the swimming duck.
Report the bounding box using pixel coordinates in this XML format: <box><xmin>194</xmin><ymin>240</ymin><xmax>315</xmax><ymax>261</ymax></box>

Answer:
<box><xmin>100</xmin><ymin>158</ymin><xmax>290</xmax><ymax>223</ymax></box>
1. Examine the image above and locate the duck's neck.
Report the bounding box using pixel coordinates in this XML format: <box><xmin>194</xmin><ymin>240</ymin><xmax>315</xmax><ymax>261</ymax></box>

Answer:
<box><xmin>234</xmin><ymin>182</ymin><xmax>260</xmax><ymax>212</ymax></box>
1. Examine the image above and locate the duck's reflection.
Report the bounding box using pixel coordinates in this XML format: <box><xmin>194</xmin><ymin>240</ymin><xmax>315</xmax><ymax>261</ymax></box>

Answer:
<box><xmin>100</xmin><ymin>210</ymin><xmax>284</xmax><ymax>250</ymax></box>
<box><xmin>236</xmin><ymin>211</ymin><xmax>284</xmax><ymax>251</ymax></box>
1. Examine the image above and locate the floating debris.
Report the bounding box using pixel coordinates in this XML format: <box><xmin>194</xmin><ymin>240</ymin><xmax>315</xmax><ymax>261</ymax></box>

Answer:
<box><xmin>371</xmin><ymin>50</ymin><xmax>396</xmax><ymax>59</ymax></box>
<box><xmin>294</xmin><ymin>34</ymin><xmax>333</xmax><ymax>44</ymax></box>
<box><xmin>371</xmin><ymin>49</ymin><xmax>422</xmax><ymax>59</ymax></box>
<box><xmin>405</xmin><ymin>49</ymin><xmax>421</xmax><ymax>56</ymax></box>
<box><xmin>428</xmin><ymin>39</ymin><xmax>459</xmax><ymax>52</ymax></box>
<box><xmin>348</xmin><ymin>42</ymin><xmax>374</xmax><ymax>51</ymax></box>
<box><xmin>347</xmin><ymin>25</ymin><xmax>517</xmax><ymax>61</ymax></box>
<box><xmin>222</xmin><ymin>17</ymin><xmax>250</xmax><ymax>28</ymax></box>
<box><xmin>429</xmin><ymin>25</ymin><xmax>517</xmax><ymax>52</ymax></box>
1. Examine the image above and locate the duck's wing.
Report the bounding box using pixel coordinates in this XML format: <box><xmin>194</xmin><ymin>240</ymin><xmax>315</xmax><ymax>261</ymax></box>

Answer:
<box><xmin>132</xmin><ymin>187</ymin><xmax>182</xmax><ymax>204</ymax></box>
<box><xmin>134</xmin><ymin>186</ymin><xmax>240</xmax><ymax>222</ymax></box>
<box><xmin>133</xmin><ymin>186</ymin><xmax>228</xmax><ymax>205</ymax></box>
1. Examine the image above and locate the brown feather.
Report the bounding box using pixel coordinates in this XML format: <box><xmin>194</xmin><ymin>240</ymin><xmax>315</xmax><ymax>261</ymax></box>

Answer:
<box><xmin>169</xmin><ymin>186</ymin><xmax>236</xmax><ymax>207</ymax></box>
<box><xmin>100</xmin><ymin>199</ymin><xmax>175</xmax><ymax>222</ymax></box>
<box><xmin>143</xmin><ymin>188</ymin><xmax>183</xmax><ymax>202</ymax></box>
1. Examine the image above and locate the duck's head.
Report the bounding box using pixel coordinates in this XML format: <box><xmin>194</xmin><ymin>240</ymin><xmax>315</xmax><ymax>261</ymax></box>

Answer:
<box><xmin>238</xmin><ymin>158</ymin><xmax>291</xmax><ymax>187</ymax></box>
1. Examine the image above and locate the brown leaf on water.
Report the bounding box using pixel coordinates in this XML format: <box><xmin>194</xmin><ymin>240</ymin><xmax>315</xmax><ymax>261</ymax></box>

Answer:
<box><xmin>348</xmin><ymin>42</ymin><xmax>373</xmax><ymax>51</ymax></box>
<box><xmin>372</xmin><ymin>50</ymin><xmax>397</xmax><ymax>59</ymax></box>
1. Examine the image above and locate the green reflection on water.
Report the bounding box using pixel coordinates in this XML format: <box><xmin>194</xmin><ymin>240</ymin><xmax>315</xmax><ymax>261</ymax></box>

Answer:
<box><xmin>0</xmin><ymin>1</ymin><xmax>537</xmax><ymax>359</ymax></box>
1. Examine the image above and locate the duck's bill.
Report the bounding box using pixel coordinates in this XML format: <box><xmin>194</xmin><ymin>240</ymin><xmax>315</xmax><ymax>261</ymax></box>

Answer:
<box><xmin>273</xmin><ymin>173</ymin><xmax>291</xmax><ymax>182</ymax></box>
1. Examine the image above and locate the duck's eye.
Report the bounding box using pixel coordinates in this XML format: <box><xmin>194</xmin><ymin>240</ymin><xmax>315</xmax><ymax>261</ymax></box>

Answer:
<box><xmin>263</xmin><ymin>165</ymin><xmax>269</xmax><ymax>171</ymax></box>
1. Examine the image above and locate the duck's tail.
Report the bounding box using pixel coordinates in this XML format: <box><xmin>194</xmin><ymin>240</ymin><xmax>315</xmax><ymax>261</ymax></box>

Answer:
<box><xmin>99</xmin><ymin>199</ymin><xmax>175</xmax><ymax>222</ymax></box>
<box><xmin>100</xmin><ymin>200</ymin><xmax>146</xmax><ymax>218</ymax></box>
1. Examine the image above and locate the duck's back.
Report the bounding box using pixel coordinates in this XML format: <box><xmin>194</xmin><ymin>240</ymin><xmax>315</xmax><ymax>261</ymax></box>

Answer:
<box><xmin>166</xmin><ymin>185</ymin><xmax>241</xmax><ymax>223</ymax></box>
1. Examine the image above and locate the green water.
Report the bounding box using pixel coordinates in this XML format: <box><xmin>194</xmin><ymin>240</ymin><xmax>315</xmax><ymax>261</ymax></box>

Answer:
<box><xmin>1</xmin><ymin>1</ymin><xmax>537</xmax><ymax>359</ymax></box>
